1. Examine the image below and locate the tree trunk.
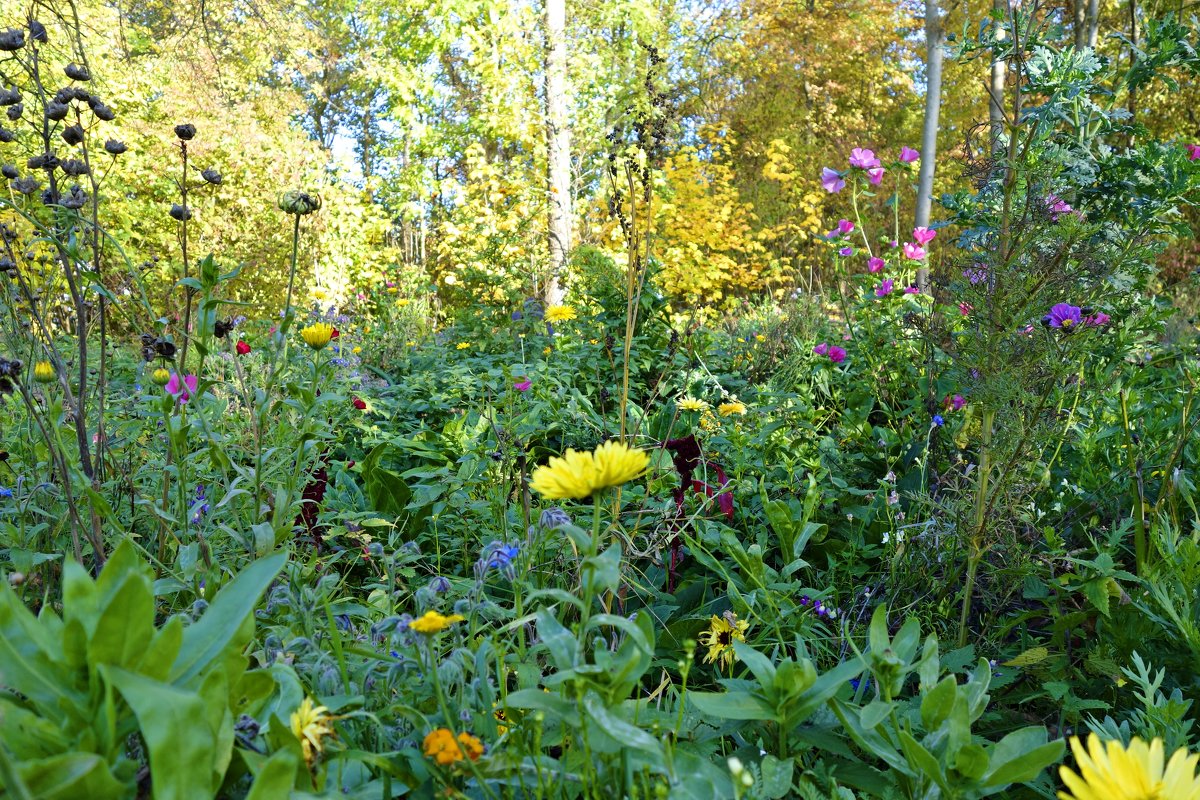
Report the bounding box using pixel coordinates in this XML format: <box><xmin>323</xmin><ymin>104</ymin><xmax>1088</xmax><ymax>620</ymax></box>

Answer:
<box><xmin>1086</xmin><ymin>0</ymin><xmax>1101</xmax><ymax>47</ymax></box>
<box><xmin>543</xmin><ymin>0</ymin><xmax>572</xmax><ymax>307</ymax></box>
<box><xmin>1073</xmin><ymin>0</ymin><xmax>1087</xmax><ymax>48</ymax></box>
<box><xmin>989</xmin><ymin>0</ymin><xmax>1007</xmax><ymax>152</ymax></box>
<box><xmin>915</xmin><ymin>0</ymin><xmax>944</xmax><ymax>291</ymax></box>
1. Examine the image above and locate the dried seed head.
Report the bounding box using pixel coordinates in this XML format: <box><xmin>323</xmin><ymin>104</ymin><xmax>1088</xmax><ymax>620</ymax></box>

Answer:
<box><xmin>40</xmin><ymin>188</ymin><xmax>58</xmax><ymax>205</ymax></box>
<box><xmin>61</xmin><ymin>184</ymin><xmax>87</xmax><ymax>209</ymax></box>
<box><xmin>11</xmin><ymin>175</ymin><xmax>37</xmax><ymax>194</ymax></box>
<box><xmin>1</xmin><ymin>164</ymin><xmax>16</xmax><ymax>179</ymax></box>
<box><xmin>6</xmin><ymin>103</ymin><xmax>21</xmax><ymax>121</ymax></box>
<box><xmin>169</xmin><ymin>203</ymin><xmax>192</xmax><ymax>221</ymax></box>
<box><xmin>104</xmin><ymin>139</ymin><xmax>127</xmax><ymax>155</ymax></box>
<box><xmin>0</xmin><ymin>87</ymin><xmax>18</xmax><ymax>105</ymax></box>
<box><xmin>28</xmin><ymin>20</ymin><xmax>47</xmax><ymax>43</ymax></box>
<box><xmin>0</xmin><ymin>29</ymin><xmax>25</xmax><ymax>51</ymax></box>
<box><xmin>60</xmin><ymin>158</ymin><xmax>88</xmax><ymax>176</ymax></box>
<box><xmin>91</xmin><ymin>103</ymin><xmax>114</xmax><ymax>121</ymax></box>
<box><xmin>52</xmin><ymin>88</ymin><xmax>73</xmax><ymax>105</ymax></box>
<box><xmin>201</xmin><ymin>167</ymin><xmax>222</xmax><ymax>185</ymax></box>
<box><xmin>174</xmin><ymin>123</ymin><xmax>196</xmax><ymax>141</ymax></box>
<box><xmin>61</xmin><ymin>123</ymin><xmax>84</xmax><ymax>146</ymax></box>
<box><xmin>45</xmin><ymin>101</ymin><xmax>68</xmax><ymax>121</ymax></box>
<box><xmin>27</xmin><ymin>152</ymin><xmax>58</xmax><ymax>171</ymax></box>
<box><xmin>64</xmin><ymin>62</ymin><xmax>90</xmax><ymax>81</ymax></box>
<box><xmin>0</xmin><ymin>128</ymin><xmax>15</xmax><ymax>143</ymax></box>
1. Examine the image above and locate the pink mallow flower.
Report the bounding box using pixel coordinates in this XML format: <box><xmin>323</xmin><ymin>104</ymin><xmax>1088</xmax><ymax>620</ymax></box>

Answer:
<box><xmin>899</xmin><ymin>146</ymin><xmax>920</xmax><ymax>163</ymax></box>
<box><xmin>813</xmin><ymin>342</ymin><xmax>830</xmax><ymax>356</ymax></box>
<box><xmin>828</xmin><ymin>346</ymin><xmax>847</xmax><ymax>363</ymax></box>
<box><xmin>902</xmin><ymin>242</ymin><xmax>927</xmax><ymax>261</ymax></box>
<box><xmin>839</xmin><ymin>246</ymin><xmax>854</xmax><ymax>257</ymax></box>
<box><xmin>904</xmin><ymin>286</ymin><xmax>920</xmax><ymax>294</ymax></box>
<box><xmin>868</xmin><ymin>256</ymin><xmax>885</xmax><ymax>273</ymax></box>
<box><xmin>875</xmin><ymin>279</ymin><xmax>895</xmax><ymax>297</ymax></box>
<box><xmin>1085</xmin><ymin>312</ymin><xmax>1111</xmax><ymax>326</ymax></box>
<box><xmin>849</xmin><ymin>148</ymin><xmax>880</xmax><ymax>169</ymax></box>
<box><xmin>912</xmin><ymin>226</ymin><xmax>937</xmax><ymax>246</ymax></box>
<box><xmin>821</xmin><ymin>167</ymin><xmax>846</xmax><ymax>193</ymax></box>
<box><xmin>837</xmin><ymin>219</ymin><xmax>855</xmax><ymax>234</ymax></box>
<box><xmin>165</xmin><ymin>373</ymin><xmax>198</xmax><ymax>404</ymax></box>
<box><xmin>867</xmin><ymin>167</ymin><xmax>886</xmax><ymax>185</ymax></box>
<box><xmin>1187</xmin><ymin>144</ymin><xmax>1200</xmax><ymax>161</ymax></box>
<box><xmin>514</xmin><ymin>378</ymin><xmax>532</xmax><ymax>391</ymax></box>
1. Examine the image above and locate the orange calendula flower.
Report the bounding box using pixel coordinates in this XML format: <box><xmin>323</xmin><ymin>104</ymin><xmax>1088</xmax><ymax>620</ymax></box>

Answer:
<box><xmin>423</xmin><ymin>728</ymin><xmax>484</xmax><ymax>766</ymax></box>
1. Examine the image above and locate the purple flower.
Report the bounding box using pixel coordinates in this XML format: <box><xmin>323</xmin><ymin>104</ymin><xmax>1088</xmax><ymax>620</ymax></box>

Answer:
<box><xmin>849</xmin><ymin>148</ymin><xmax>880</xmax><ymax>169</ymax></box>
<box><xmin>1085</xmin><ymin>312</ymin><xmax>1111</xmax><ymax>326</ymax></box>
<box><xmin>868</xmin><ymin>256</ymin><xmax>885</xmax><ymax>273</ymax></box>
<box><xmin>912</xmin><ymin>226</ymin><xmax>937</xmax><ymax>245</ymax></box>
<box><xmin>875</xmin><ymin>279</ymin><xmax>895</xmax><ymax>297</ymax></box>
<box><xmin>828</xmin><ymin>346</ymin><xmax>847</xmax><ymax>363</ymax></box>
<box><xmin>951</xmin><ymin>394</ymin><xmax>966</xmax><ymax>411</ymax></box>
<box><xmin>1043</xmin><ymin>303</ymin><xmax>1083</xmax><ymax>329</ymax></box>
<box><xmin>867</xmin><ymin>166</ymin><xmax>886</xmax><ymax>185</ymax></box>
<box><xmin>899</xmin><ymin>146</ymin><xmax>920</xmax><ymax>163</ymax></box>
<box><xmin>813</xmin><ymin>342</ymin><xmax>830</xmax><ymax>356</ymax></box>
<box><xmin>904</xmin><ymin>286</ymin><xmax>920</xmax><ymax>294</ymax></box>
<box><xmin>1045</xmin><ymin>194</ymin><xmax>1074</xmax><ymax>221</ymax></box>
<box><xmin>514</xmin><ymin>378</ymin><xmax>532</xmax><ymax>391</ymax></box>
<box><xmin>963</xmin><ymin>265</ymin><xmax>988</xmax><ymax>284</ymax></box>
<box><xmin>1188</xmin><ymin>144</ymin><xmax>1200</xmax><ymax>161</ymax></box>
<box><xmin>165</xmin><ymin>373</ymin><xmax>198</xmax><ymax>404</ymax></box>
<box><xmin>821</xmin><ymin>167</ymin><xmax>846</xmax><ymax>194</ymax></box>
<box><xmin>839</xmin><ymin>246</ymin><xmax>854</xmax><ymax>257</ymax></box>
<box><xmin>902</xmin><ymin>242</ymin><xmax>926</xmax><ymax>261</ymax></box>
<box><xmin>837</xmin><ymin>219</ymin><xmax>855</xmax><ymax>235</ymax></box>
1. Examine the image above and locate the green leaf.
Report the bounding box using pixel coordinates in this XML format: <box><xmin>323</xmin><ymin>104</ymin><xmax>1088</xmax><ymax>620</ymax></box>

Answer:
<box><xmin>14</xmin><ymin>752</ymin><xmax>128</xmax><ymax>800</ymax></box>
<box><xmin>759</xmin><ymin>755</ymin><xmax>794</xmax><ymax>799</ymax></box>
<box><xmin>898</xmin><ymin>730</ymin><xmax>950</xmax><ymax>794</ymax></box>
<box><xmin>985</xmin><ymin>728</ymin><xmax>1064</xmax><ymax>786</ymax></box>
<box><xmin>581</xmin><ymin>693</ymin><xmax>662</xmax><ymax>756</ymax></box>
<box><xmin>245</xmin><ymin>748</ymin><xmax>299</xmax><ymax>800</ymax></box>
<box><xmin>688</xmin><ymin>690</ymin><xmax>775</xmax><ymax>721</ymax></box>
<box><xmin>534</xmin><ymin>608</ymin><xmax>578</xmax><ymax>671</ymax></box>
<box><xmin>101</xmin><ymin>666</ymin><xmax>216</xmax><ymax>800</ymax></box>
<box><xmin>581</xmin><ymin>543</ymin><xmax>622</xmax><ymax>595</ymax></box>
<box><xmin>171</xmin><ymin>553</ymin><xmax>286</xmax><ymax>686</ymax></box>
<box><xmin>731</xmin><ymin>641</ymin><xmax>776</xmax><ymax>688</ymax></box>
<box><xmin>920</xmin><ymin>675</ymin><xmax>958</xmax><ymax>731</ymax></box>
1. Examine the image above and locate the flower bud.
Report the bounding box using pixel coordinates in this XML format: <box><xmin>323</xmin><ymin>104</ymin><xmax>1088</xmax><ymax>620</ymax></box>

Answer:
<box><xmin>45</xmin><ymin>101</ymin><xmax>68</xmax><ymax>121</ymax></box>
<box><xmin>104</xmin><ymin>139</ymin><xmax>126</xmax><ymax>155</ymax></box>
<box><xmin>174</xmin><ymin>123</ymin><xmax>196</xmax><ymax>140</ymax></box>
<box><xmin>278</xmin><ymin>189</ymin><xmax>321</xmax><ymax>215</ymax></box>
<box><xmin>8</xmin><ymin>572</ymin><xmax>25</xmax><ymax>587</ymax></box>
<box><xmin>64</xmin><ymin>63</ymin><xmax>90</xmax><ymax>81</ymax></box>
<box><xmin>151</xmin><ymin>367</ymin><xmax>171</xmax><ymax>386</ymax></box>
<box><xmin>32</xmin><ymin>360</ymin><xmax>54</xmax><ymax>383</ymax></box>
<box><xmin>169</xmin><ymin>204</ymin><xmax>192</xmax><ymax>221</ymax></box>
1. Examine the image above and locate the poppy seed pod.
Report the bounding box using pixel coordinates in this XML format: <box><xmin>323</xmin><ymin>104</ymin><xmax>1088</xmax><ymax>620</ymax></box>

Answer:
<box><xmin>0</xmin><ymin>87</ymin><xmax>18</xmax><ymax>105</ymax></box>
<box><xmin>169</xmin><ymin>204</ymin><xmax>192</xmax><ymax>221</ymax></box>
<box><xmin>45</xmin><ymin>101</ymin><xmax>68</xmax><ymax>121</ymax></box>
<box><xmin>52</xmin><ymin>88</ymin><xmax>73</xmax><ymax>105</ymax></box>
<box><xmin>278</xmin><ymin>189</ymin><xmax>321</xmax><ymax>215</ymax></box>
<box><xmin>64</xmin><ymin>63</ymin><xmax>90</xmax><ymax>81</ymax></box>
<box><xmin>11</xmin><ymin>176</ymin><xmax>37</xmax><ymax>194</ymax></box>
<box><xmin>61</xmin><ymin>184</ymin><xmax>87</xmax><ymax>209</ymax></box>
<box><xmin>0</xmin><ymin>128</ymin><xmax>15</xmax><ymax>144</ymax></box>
<box><xmin>0</xmin><ymin>29</ymin><xmax>25</xmax><ymax>51</ymax></box>
<box><xmin>28</xmin><ymin>20</ymin><xmax>47</xmax><ymax>43</ymax></box>
<box><xmin>103</xmin><ymin>139</ymin><xmax>126</xmax><ymax>155</ymax></box>
<box><xmin>61</xmin><ymin>159</ymin><xmax>88</xmax><ymax>176</ymax></box>
<box><xmin>5</xmin><ymin>103</ymin><xmax>21</xmax><ymax>121</ymax></box>
<box><xmin>201</xmin><ymin>167</ymin><xmax>222</xmax><ymax>185</ymax></box>
<box><xmin>61</xmin><ymin>124</ymin><xmax>84</xmax><ymax>146</ymax></box>
<box><xmin>91</xmin><ymin>103</ymin><xmax>114</xmax><ymax>121</ymax></box>
<box><xmin>174</xmin><ymin>123</ymin><xmax>196</xmax><ymax>141</ymax></box>
<box><xmin>1</xmin><ymin>165</ymin><xmax>16</xmax><ymax>179</ymax></box>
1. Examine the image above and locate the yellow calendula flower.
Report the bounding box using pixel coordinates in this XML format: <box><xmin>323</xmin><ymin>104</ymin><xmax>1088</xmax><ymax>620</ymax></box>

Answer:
<box><xmin>423</xmin><ymin>728</ymin><xmax>484</xmax><ymax>766</ymax></box>
<box><xmin>32</xmin><ymin>360</ymin><xmax>55</xmax><ymax>383</ymax></box>
<box><xmin>396</xmin><ymin>298</ymin><xmax>410</xmax><ymax>307</ymax></box>
<box><xmin>456</xmin><ymin>342</ymin><xmax>471</xmax><ymax>350</ymax></box>
<box><xmin>544</xmin><ymin>305</ymin><xmax>577</xmax><ymax>324</ymax></box>
<box><xmin>406</xmin><ymin>340</ymin><xmax>417</xmax><ymax>347</ymax></box>
<box><xmin>678</xmin><ymin>397</ymin><xmax>708</xmax><ymax>412</ymax></box>
<box><xmin>529</xmin><ymin>441</ymin><xmax>648</xmax><ymax>500</ymax></box>
<box><xmin>352</xmin><ymin>346</ymin><xmax>362</xmax><ymax>355</ymax></box>
<box><xmin>387</xmin><ymin>286</ymin><xmax>399</xmax><ymax>294</ymax></box>
<box><xmin>311</xmin><ymin>288</ymin><xmax>327</xmax><ymax>301</ymax></box>
<box><xmin>1058</xmin><ymin>735</ymin><xmax>1200</xmax><ymax>800</ymax></box>
<box><xmin>755</xmin><ymin>334</ymin><xmax>766</xmax><ymax>343</ymax></box>
<box><xmin>699</xmin><ymin>611</ymin><xmax>750</xmax><ymax>671</ymax></box>
<box><xmin>699</xmin><ymin>411</ymin><xmax>721</xmax><ymax>432</ymax></box>
<box><xmin>718</xmin><ymin>400</ymin><xmax>748</xmax><ymax>417</ymax></box>
<box><xmin>290</xmin><ymin>696</ymin><xmax>335</xmax><ymax>767</ymax></box>
<box><xmin>409</xmin><ymin>610</ymin><xmax>466</xmax><ymax>635</ymax></box>
<box><xmin>300</xmin><ymin>322</ymin><xmax>334</xmax><ymax>350</ymax></box>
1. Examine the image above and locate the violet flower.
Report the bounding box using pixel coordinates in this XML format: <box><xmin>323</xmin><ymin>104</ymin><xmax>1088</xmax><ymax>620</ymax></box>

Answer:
<box><xmin>875</xmin><ymin>278</ymin><xmax>895</xmax><ymax>297</ymax></box>
<box><xmin>1043</xmin><ymin>303</ymin><xmax>1083</xmax><ymax>329</ymax></box>
<box><xmin>821</xmin><ymin>167</ymin><xmax>846</xmax><ymax>193</ymax></box>
<box><xmin>837</xmin><ymin>218</ymin><xmax>854</xmax><ymax>234</ymax></box>
<box><xmin>828</xmin><ymin>346</ymin><xmax>847</xmax><ymax>363</ymax></box>
<box><xmin>849</xmin><ymin>148</ymin><xmax>880</xmax><ymax>169</ymax></box>
<box><xmin>868</xmin><ymin>256</ymin><xmax>885</xmax><ymax>273</ymax></box>
<box><xmin>899</xmin><ymin>146</ymin><xmax>920</xmax><ymax>163</ymax></box>
<box><xmin>867</xmin><ymin>166</ymin><xmax>885</xmax><ymax>185</ymax></box>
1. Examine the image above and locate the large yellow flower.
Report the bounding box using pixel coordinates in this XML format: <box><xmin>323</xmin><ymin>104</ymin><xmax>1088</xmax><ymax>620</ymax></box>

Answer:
<box><xmin>544</xmin><ymin>305</ymin><xmax>578</xmax><ymax>324</ymax></box>
<box><xmin>529</xmin><ymin>441</ymin><xmax>648</xmax><ymax>500</ymax></box>
<box><xmin>300</xmin><ymin>322</ymin><xmax>334</xmax><ymax>350</ymax></box>
<box><xmin>290</xmin><ymin>696</ymin><xmax>335</xmax><ymax>767</ymax></box>
<box><xmin>1059</xmin><ymin>735</ymin><xmax>1200</xmax><ymax>800</ymax></box>
<box><xmin>718</xmin><ymin>400</ymin><xmax>748</xmax><ymax>417</ymax></box>
<box><xmin>678</xmin><ymin>397</ymin><xmax>708</xmax><ymax>412</ymax></box>
<box><xmin>409</xmin><ymin>610</ymin><xmax>466</xmax><ymax>635</ymax></box>
<box><xmin>699</xmin><ymin>612</ymin><xmax>750</xmax><ymax>671</ymax></box>
<box><xmin>423</xmin><ymin>728</ymin><xmax>484</xmax><ymax>766</ymax></box>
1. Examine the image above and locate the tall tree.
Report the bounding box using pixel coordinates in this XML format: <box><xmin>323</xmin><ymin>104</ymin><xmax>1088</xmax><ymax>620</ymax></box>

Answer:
<box><xmin>916</xmin><ymin>0</ymin><xmax>945</xmax><ymax>290</ymax></box>
<box><xmin>544</xmin><ymin>0</ymin><xmax>572</xmax><ymax>306</ymax></box>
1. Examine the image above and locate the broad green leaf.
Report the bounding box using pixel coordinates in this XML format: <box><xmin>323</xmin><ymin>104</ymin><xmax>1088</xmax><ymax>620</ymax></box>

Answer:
<box><xmin>581</xmin><ymin>693</ymin><xmax>663</xmax><ymax>756</ymax></box>
<box><xmin>245</xmin><ymin>749</ymin><xmax>300</xmax><ymax>800</ymax></box>
<box><xmin>14</xmin><ymin>752</ymin><xmax>128</xmax><ymax>800</ymax></box>
<box><xmin>688</xmin><ymin>690</ymin><xmax>775</xmax><ymax>721</ymax></box>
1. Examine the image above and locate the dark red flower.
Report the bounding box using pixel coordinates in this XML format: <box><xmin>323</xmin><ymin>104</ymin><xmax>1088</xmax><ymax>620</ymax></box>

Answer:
<box><xmin>330</xmin><ymin>328</ymin><xmax>341</xmax><ymax>339</ymax></box>
<box><xmin>235</xmin><ymin>339</ymin><xmax>251</xmax><ymax>356</ymax></box>
<box><xmin>352</xmin><ymin>396</ymin><xmax>366</xmax><ymax>410</ymax></box>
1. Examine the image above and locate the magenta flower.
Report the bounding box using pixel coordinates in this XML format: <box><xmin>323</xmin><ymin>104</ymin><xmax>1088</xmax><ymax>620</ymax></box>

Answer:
<box><xmin>1187</xmin><ymin>144</ymin><xmax>1200</xmax><ymax>161</ymax></box>
<box><xmin>821</xmin><ymin>167</ymin><xmax>846</xmax><ymax>193</ymax></box>
<box><xmin>1045</xmin><ymin>194</ymin><xmax>1074</xmax><ymax>221</ymax></box>
<box><xmin>1043</xmin><ymin>303</ymin><xmax>1083</xmax><ymax>329</ymax></box>
<box><xmin>912</xmin><ymin>226</ymin><xmax>937</xmax><ymax>245</ymax></box>
<box><xmin>951</xmin><ymin>394</ymin><xmax>966</xmax><ymax>411</ymax></box>
<box><xmin>514</xmin><ymin>378</ymin><xmax>532</xmax><ymax>391</ymax></box>
<box><xmin>899</xmin><ymin>146</ymin><xmax>920</xmax><ymax>163</ymax></box>
<box><xmin>838</xmin><ymin>246</ymin><xmax>854</xmax><ymax>257</ymax></box>
<box><xmin>828</xmin><ymin>346</ymin><xmax>847</xmax><ymax>363</ymax></box>
<box><xmin>165</xmin><ymin>373</ymin><xmax>198</xmax><ymax>403</ymax></box>
<box><xmin>902</xmin><ymin>242</ymin><xmax>926</xmax><ymax>260</ymax></box>
<box><xmin>1085</xmin><ymin>312</ymin><xmax>1111</xmax><ymax>326</ymax></box>
<box><xmin>867</xmin><ymin>167</ymin><xmax>886</xmax><ymax>185</ymax></box>
<box><xmin>813</xmin><ymin>342</ymin><xmax>830</xmax><ymax>356</ymax></box>
<box><xmin>848</xmin><ymin>148</ymin><xmax>880</xmax><ymax>169</ymax></box>
<box><xmin>875</xmin><ymin>278</ymin><xmax>895</xmax><ymax>297</ymax></box>
<box><xmin>959</xmin><ymin>302</ymin><xmax>973</xmax><ymax>316</ymax></box>
<box><xmin>903</xmin><ymin>286</ymin><xmax>920</xmax><ymax>294</ymax></box>
<box><xmin>868</xmin><ymin>256</ymin><xmax>885</xmax><ymax>273</ymax></box>
<box><xmin>837</xmin><ymin>219</ymin><xmax>855</xmax><ymax>234</ymax></box>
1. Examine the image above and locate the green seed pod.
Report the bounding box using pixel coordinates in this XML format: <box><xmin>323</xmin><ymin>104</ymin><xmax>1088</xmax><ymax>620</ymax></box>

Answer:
<box><xmin>278</xmin><ymin>189</ymin><xmax>321</xmax><ymax>216</ymax></box>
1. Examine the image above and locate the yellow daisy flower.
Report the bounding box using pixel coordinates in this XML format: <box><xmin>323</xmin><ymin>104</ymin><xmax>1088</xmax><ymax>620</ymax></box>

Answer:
<box><xmin>409</xmin><ymin>610</ymin><xmax>466</xmax><ymax>635</ymax></box>
<box><xmin>529</xmin><ymin>441</ymin><xmax>648</xmax><ymax>500</ymax></box>
<box><xmin>396</xmin><ymin>298</ymin><xmax>410</xmax><ymax>307</ymax></box>
<box><xmin>352</xmin><ymin>346</ymin><xmax>362</xmax><ymax>355</ymax></box>
<box><xmin>590</xmin><ymin>440</ymin><xmax>650</xmax><ymax>490</ymax></box>
<box><xmin>456</xmin><ymin>342</ymin><xmax>471</xmax><ymax>350</ymax></box>
<box><xmin>1059</xmin><ymin>734</ymin><xmax>1200</xmax><ymax>800</ymax></box>
<box><xmin>698</xmin><ymin>611</ymin><xmax>750</xmax><ymax>671</ymax></box>
<box><xmin>300</xmin><ymin>322</ymin><xmax>334</xmax><ymax>350</ymax></box>
<box><xmin>544</xmin><ymin>305</ymin><xmax>577</xmax><ymax>324</ymax></box>
<box><xmin>718</xmin><ymin>400</ymin><xmax>748</xmax><ymax>417</ymax></box>
<box><xmin>678</xmin><ymin>397</ymin><xmax>708</xmax><ymax>412</ymax></box>
<box><xmin>290</xmin><ymin>696</ymin><xmax>335</xmax><ymax>767</ymax></box>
